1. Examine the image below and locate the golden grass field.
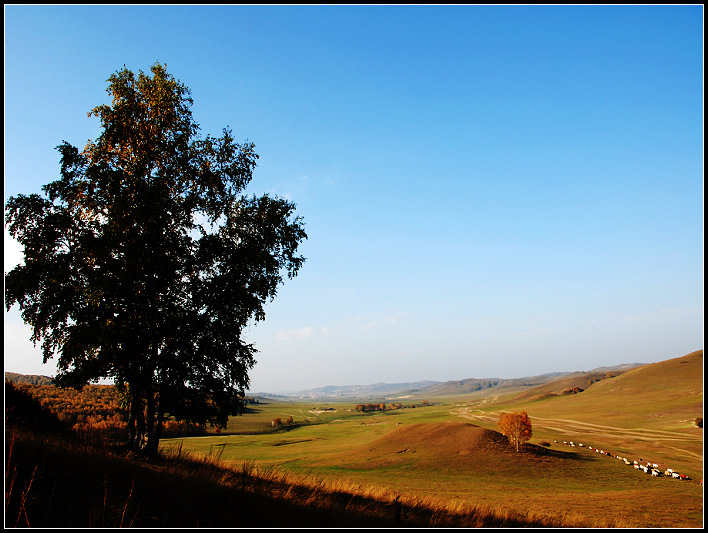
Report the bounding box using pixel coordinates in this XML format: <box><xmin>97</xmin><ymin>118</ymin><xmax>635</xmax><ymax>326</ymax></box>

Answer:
<box><xmin>161</xmin><ymin>350</ymin><xmax>703</xmax><ymax>528</ymax></box>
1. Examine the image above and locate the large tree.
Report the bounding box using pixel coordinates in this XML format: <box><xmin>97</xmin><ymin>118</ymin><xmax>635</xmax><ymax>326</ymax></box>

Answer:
<box><xmin>5</xmin><ymin>63</ymin><xmax>307</xmax><ymax>453</ymax></box>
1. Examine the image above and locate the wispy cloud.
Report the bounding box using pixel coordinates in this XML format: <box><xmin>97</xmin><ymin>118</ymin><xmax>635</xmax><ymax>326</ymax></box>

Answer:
<box><xmin>266</xmin><ymin>174</ymin><xmax>309</xmax><ymax>201</ymax></box>
<box><xmin>274</xmin><ymin>310</ymin><xmax>410</xmax><ymax>343</ymax></box>
<box><xmin>276</xmin><ymin>326</ymin><xmax>315</xmax><ymax>341</ymax></box>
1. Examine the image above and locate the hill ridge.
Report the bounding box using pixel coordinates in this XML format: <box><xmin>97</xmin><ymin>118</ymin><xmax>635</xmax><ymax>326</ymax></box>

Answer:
<box><xmin>277</xmin><ymin>362</ymin><xmax>646</xmax><ymax>400</ymax></box>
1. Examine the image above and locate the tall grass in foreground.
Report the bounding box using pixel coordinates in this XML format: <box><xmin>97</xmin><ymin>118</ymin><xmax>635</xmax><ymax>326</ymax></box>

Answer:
<box><xmin>3</xmin><ymin>377</ymin><xmax>642</xmax><ymax>529</ymax></box>
<box><xmin>5</xmin><ymin>375</ymin><xmax>627</xmax><ymax>529</ymax></box>
<box><xmin>7</xmin><ymin>421</ymin><xmax>630</xmax><ymax>528</ymax></box>
<box><xmin>163</xmin><ymin>443</ymin><xmax>627</xmax><ymax>528</ymax></box>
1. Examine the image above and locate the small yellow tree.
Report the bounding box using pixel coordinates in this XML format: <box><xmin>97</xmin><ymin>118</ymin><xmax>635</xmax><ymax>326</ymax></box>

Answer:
<box><xmin>497</xmin><ymin>411</ymin><xmax>533</xmax><ymax>452</ymax></box>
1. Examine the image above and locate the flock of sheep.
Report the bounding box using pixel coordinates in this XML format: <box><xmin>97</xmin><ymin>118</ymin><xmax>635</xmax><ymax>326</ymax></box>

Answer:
<box><xmin>557</xmin><ymin>440</ymin><xmax>694</xmax><ymax>481</ymax></box>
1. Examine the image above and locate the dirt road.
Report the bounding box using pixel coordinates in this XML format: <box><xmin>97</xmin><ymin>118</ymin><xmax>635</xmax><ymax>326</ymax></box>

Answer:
<box><xmin>451</xmin><ymin>407</ymin><xmax>703</xmax><ymax>461</ymax></box>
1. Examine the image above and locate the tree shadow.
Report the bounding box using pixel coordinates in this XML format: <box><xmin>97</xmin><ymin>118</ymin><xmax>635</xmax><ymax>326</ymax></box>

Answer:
<box><xmin>523</xmin><ymin>443</ymin><xmax>596</xmax><ymax>462</ymax></box>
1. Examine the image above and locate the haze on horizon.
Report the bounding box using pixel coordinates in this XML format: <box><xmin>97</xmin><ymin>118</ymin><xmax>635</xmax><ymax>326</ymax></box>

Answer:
<box><xmin>4</xmin><ymin>5</ymin><xmax>703</xmax><ymax>394</ymax></box>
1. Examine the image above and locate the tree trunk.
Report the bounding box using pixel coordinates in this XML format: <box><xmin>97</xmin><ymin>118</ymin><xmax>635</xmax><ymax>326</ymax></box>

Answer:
<box><xmin>145</xmin><ymin>389</ymin><xmax>160</xmax><ymax>456</ymax></box>
<box><xmin>127</xmin><ymin>384</ymin><xmax>141</xmax><ymax>450</ymax></box>
<box><xmin>127</xmin><ymin>403</ymin><xmax>136</xmax><ymax>450</ymax></box>
<box><xmin>132</xmin><ymin>393</ymin><xmax>145</xmax><ymax>451</ymax></box>
<box><xmin>154</xmin><ymin>403</ymin><xmax>164</xmax><ymax>447</ymax></box>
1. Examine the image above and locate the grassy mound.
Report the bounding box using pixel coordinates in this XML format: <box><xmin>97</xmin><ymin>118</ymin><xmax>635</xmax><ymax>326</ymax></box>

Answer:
<box><xmin>323</xmin><ymin>421</ymin><xmax>573</xmax><ymax>475</ymax></box>
<box><xmin>364</xmin><ymin>421</ymin><xmax>512</xmax><ymax>455</ymax></box>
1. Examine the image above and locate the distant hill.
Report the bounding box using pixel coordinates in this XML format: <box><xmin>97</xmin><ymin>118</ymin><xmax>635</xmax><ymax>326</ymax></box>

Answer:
<box><xmin>5</xmin><ymin>372</ymin><xmax>55</xmax><ymax>386</ymax></box>
<box><xmin>2</xmin><ymin>361</ymin><xmax>650</xmax><ymax>401</ymax></box>
<box><xmin>565</xmin><ymin>350</ymin><xmax>703</xmax><ymax>413</ymax></box>
<box><xmin>490</xmin><ymin>349</ymin><xmax>703</xmax><ymax>432</ymax></box>
<box><xmin>287</xmin><ymin>381</ymin><xmax>440</xmax><ymax>400</ymax></box>
<box><xmin>391</xmin><ymin>364</ymin><xmax>644</xmax><ymax>400</ymax></box>
<box><xmin>402</xmin><ymin>373</ymin><xmax>571</xmax><ymax>399</ymax></box>
<box><xmin>504</xmin><ymin>367</ymin><xmax>641</xmax><ymax>403</ymax></box>
<box><xmin>281</xmin><ymin>363</ymin><xmax>646</xmax><ymax>400</ymax></box>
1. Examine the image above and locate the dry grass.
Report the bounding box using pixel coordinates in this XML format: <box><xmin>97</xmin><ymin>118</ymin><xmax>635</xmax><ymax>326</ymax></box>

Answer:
<box><xmin>163</xmin><ymin>444</ymin><xmax>625</xmax><ymax>528</ymax></box>
<box><xmin>6</xmin><ymin>351</ymin><xmax>703</xmax><ymax>527</ymax></box>
<box><xmin>167</xmin><ymin>413</ymin><xmax>703</xmax><ymax>527</ymax></box>
<box><xmin>6</xmin><ymin>420</ymin><xmax>626</xmax><ymax>528</ymax></box>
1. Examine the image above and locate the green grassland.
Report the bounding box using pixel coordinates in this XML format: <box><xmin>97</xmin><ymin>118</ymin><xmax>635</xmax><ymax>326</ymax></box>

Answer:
<box><xmin>161</xmin><ymin>350</ymin><xmax>703</xmax><ymax>528</ymax></box>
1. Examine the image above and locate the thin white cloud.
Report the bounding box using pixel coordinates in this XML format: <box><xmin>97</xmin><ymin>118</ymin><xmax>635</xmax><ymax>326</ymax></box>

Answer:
<box><xmin>273</xmin><ymin>310</ymin><xmax>410</xmax><ymax>343</ymax></box>
<box><xmin>276</xmin><ymin>326</ymin><xmax>314</xmax><ymax>341</ymax></box>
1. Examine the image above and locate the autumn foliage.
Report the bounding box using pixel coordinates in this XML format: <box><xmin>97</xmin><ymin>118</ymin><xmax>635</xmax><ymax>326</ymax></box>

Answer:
<box><xmin>497</xmin><ymin>411</ymin><xmax>533</xmax><ymax>452</ymax></box>
<box><xmin>7</xmin><ymin>381</ymin><xmax>206</xmax><ymax>439</ymax></box>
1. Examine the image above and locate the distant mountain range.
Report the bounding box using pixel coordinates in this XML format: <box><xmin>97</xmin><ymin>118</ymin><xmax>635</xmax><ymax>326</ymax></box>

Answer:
<box><xmin>254</xmin><ymin>362</ymin><xmax>645</xmax><ymax>400</ymax></box>
<box><xmin>6</xmin><ymin>362</ymin><xmax>645</xmax><ymax>401</ymax></box>
<box><xmin>270</xmin><ymin>380</ymin><xmax>441</xmax><ymax>400</ymax></box>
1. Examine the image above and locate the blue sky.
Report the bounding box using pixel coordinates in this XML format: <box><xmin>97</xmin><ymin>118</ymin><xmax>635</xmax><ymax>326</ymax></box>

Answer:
<box><xmin>4</xmin><ymin>5</ymin><xmax>703</xmax><ymax>393</ymax></box>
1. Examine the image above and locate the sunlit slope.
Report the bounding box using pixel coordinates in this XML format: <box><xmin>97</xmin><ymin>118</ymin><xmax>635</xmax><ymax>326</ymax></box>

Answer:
<box><xmin>496</xmin><ymin>350</ymin><xmax>702</xmax><ymax>429</ymax></box>
<box><xmin>450</xmin><ymin>350</ymin><xmax>702</xmax><ymax>480</ymax></box>
<box><xmin>495</xmin><ymin>368</ymin><xmax>635</xmax><ymax>404</ymax></box>
<box><xmin>407</xmin><ymin>364</ymin><xmax>641</xmax><ymax>401</ymax></box>
<box><xmin>314</xmin><ymin>422</ymin><xmax>597</xmax><ymax>484</ymax></box>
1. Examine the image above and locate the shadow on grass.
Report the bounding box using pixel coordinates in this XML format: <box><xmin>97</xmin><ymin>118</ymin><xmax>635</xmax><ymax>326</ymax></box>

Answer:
<box><xmin>4</xmin><ymin>381</ymin><xmax>621</xmax><ymax>528</ymax></box>
<box><xmin>525</xmin><ymin>444</ymin><xmax>597</xmax><ymax>462</ymax></box>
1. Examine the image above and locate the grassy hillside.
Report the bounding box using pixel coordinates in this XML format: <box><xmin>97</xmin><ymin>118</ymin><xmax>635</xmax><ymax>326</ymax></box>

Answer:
<box><xmin>470</xmin><ymin>349</ymin><xmax>703</xmax><ymax>432</ymax></box>
<box><xmin>163</xmin><ymin>350</ymin><xmax>702</xmax><ymax>528</ymax></box>
<box><xmin>453</xmin><ymin>350</ymin><xmax>703</xmax><ymax>480</ymax></box>
<box><xmin>502</xmin><ymin>369</ymin><xmax>631</xmax><ymax>403</ymax></box>
<box><xmin>400</xmin><ymin>363</ymin><xmax>642</xmax><ymax>400</ymax></box>
<box><xmin>7</xmin><ymin>350</ymin><xmax>703</xmax><ymax>527</ymax></box>
<box><xmin>6</xmin><ymin>380</ymin><xmax>613</xmax><ymax>528</ymax></box>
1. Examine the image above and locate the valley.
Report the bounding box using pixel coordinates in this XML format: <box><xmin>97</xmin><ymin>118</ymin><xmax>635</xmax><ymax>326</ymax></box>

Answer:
<box><xmin>160</xmin><ymin>350</ymin><xmax>703</xmax><ymax>528</ymax></box>
<box><xmin>6</xmin><ymin>349</ymin><xmax>702</xmax><ymax>527</ymax></box>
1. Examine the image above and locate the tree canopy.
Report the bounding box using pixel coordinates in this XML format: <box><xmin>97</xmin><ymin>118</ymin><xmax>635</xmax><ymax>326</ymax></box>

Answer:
<box><xmin>497</xmin><ymin>411</ymin><xmax>533</xmax><ymax>452</ymax></box>
<box><xmin>5</xmin><ymin>63</ymin><xmax>307</xmax><ymax>452</ymax></box>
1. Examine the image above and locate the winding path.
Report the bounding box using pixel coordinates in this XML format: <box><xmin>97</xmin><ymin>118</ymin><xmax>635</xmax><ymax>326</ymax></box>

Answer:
<box><xmin>451</xmin><ymin>408</ymin><xmax>703</xmax><ymax>461</ymax></box>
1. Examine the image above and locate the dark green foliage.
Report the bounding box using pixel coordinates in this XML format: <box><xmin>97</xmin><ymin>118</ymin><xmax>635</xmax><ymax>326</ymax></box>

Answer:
<box><xmin>5</xmin><ymin>63</ymin><xmax>307</xmax><ymax>453</ymax></box>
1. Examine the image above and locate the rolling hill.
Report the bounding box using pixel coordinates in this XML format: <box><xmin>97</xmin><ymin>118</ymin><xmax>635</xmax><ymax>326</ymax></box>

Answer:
<box><xmin>4</xmin><ymin>373</ymin><xmax>55</xmax><ymax>386</ymax></box>
<box><xmin>502</xmin><ymin>349</ymin><xmax>703</xmax><ymax>427</ymax></box>
<box><xmin>277</xmin><ymin>362</ymin><xmax>644</xmax><ymax>400</ymax></box>
<box><xmin>7</xmin><ymin>349</ymin><xmax>701</xmax><ymax>528</ymax></box>
<box><xmin>283</xmin><ymin>380</ymin><xmax>440</xmax><ymax>399</ymax></box>
<box><xmin>451</xmin><ymin>350</ymin><xmax>703</xmax><ymax>480</ymax></box>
